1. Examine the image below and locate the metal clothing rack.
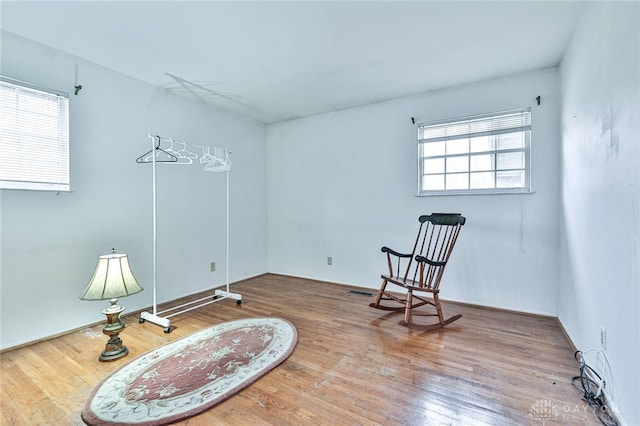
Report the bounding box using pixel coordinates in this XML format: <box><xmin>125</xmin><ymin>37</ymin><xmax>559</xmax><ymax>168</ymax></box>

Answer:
<box><xmin>137</xmin><ymin>134</ymin><xmax>241</xmax><ymax>333</ymax></box>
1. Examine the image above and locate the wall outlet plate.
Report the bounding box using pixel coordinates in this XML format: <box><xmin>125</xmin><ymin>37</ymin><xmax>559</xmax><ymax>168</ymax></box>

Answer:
<box><xmin>210</xmin><ymin>262</ymin><xmax>216</xmax><ymax>272</ymax></box>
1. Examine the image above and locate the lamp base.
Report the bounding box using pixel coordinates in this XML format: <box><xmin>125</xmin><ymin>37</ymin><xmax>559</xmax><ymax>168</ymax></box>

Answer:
<box><xmin>99</xmin><ymin>300</ymin><xmax>129</xmax><ymax>362</ymax></box>
<box><xmin>100</xmin><ymin>345</ymin><xmax>129</xmax><ymax>362</ymax></box>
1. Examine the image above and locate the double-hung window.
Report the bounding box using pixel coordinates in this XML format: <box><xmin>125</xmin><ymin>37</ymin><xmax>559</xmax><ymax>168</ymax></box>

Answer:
<box><xmin>417</xmin><ymin>108</ymin><xmax>531</xmax><ymax>195</ymax></box>
<box><xmin>0</xmin><ymin>76</ymin><xmax>70</xmax><ymax>192</ymax></box>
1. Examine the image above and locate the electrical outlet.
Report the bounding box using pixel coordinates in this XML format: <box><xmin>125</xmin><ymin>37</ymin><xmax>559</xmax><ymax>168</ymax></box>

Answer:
<box><xmin>210</xmin><ymin>262</ymin><xmax>216</xmax><ymax>272</ymax></box>
<box><xmin>600</xmin><ymin>327</ymin><xmax>606</xmax><ymax>351</ymax></box>
<box><xmin>327</xmin><ymin>256</ymin><xmax>333</xmax><ymax>266</ymax></box>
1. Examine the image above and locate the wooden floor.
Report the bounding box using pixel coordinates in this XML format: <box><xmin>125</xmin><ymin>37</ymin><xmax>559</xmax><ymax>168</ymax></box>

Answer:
<box><xmin>1</xmin><ymin>274</ymin><xmax>600</xmax><ymax>425</ymax></box>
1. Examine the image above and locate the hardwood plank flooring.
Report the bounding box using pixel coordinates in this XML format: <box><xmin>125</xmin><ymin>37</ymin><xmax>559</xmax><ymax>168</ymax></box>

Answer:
<box><xmin>1</xmin><ymin>274</ymin><xmax>599</xmax><ymax>425</ymax></box>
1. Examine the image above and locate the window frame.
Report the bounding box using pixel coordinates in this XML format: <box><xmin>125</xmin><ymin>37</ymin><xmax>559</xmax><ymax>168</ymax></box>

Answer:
<box><xmin>416</xmin><ymin>108</ymin><xmax>532</xmax><ymax>196</ymax></box>
<box><xmin>0</xmin><ymin>75</ymin><xmax>70</xmax><ymax>192</ymax></box>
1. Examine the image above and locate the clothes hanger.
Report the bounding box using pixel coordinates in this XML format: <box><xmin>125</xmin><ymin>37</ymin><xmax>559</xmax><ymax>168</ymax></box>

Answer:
<box><xmin>198</xmin><ymin>145</ymin><xmax>216</xmax><ymax>164</ymax></box>
<box><xmin>175</xmin><ymin>141</ymin><xmax>198</xmax><ymax>160</ymax></box>
<box><xmin>136</xmin><ymin>135</ymin><xmax>178</xmax><ymax>163</ymax></box>
<box><xmin>204</xmin><ymin>148</ymin><xmax>231</xmax><ymax>172</ymax></box>
<box><xmin>163</xmin><ymin>137</ymin><xmax>196</xmax><ymax>164</ymax></box>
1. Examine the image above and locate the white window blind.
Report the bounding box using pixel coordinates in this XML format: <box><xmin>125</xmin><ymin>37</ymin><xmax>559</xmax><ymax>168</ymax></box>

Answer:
<box><xmin>417</xmin><ymin>108</ymin><xmax>531</xmax><ymax>195</ymax></box>
<box><xmin>0</xmin><ymin>76</ymin><xmax>70</xmax><ymax>191</ymax></box>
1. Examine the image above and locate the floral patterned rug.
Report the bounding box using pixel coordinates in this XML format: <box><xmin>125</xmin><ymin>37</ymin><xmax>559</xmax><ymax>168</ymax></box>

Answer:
<box><xmin>81</xmin><ymin>317</ymin><xmax>298</xmax><ymax>425</ymax></box>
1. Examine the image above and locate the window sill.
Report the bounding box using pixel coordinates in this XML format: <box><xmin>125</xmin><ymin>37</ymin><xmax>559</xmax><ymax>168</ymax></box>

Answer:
<box><xmin>416</xmin><ymin>189</ymin><xmax>535</xmax><ymax>197</ymax></box>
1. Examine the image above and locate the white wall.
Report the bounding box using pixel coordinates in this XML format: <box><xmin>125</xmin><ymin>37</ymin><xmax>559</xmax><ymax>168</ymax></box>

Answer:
<box><xmin>0</xmin><ymin>31</ymin><xmax>268</xmax><ymax>350</ymax></box>
<box><xmin>559</xmin><ymin>2</ymin><xmax>640</xmax><ymax>425</ymax></box>
<box><xmin>267</xmin><ymin>68</ymin><xmax>561</xmax><ymax>315</ymax></box>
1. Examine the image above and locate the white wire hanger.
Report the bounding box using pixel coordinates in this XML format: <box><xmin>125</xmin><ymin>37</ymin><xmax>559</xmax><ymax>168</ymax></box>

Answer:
<box><xmin>197</xmin><ymin>145</ymin><xmax>231</xmax><ymax>172</ymax></box>
<box><xmin>171</xmin><ymin>140</ymin><xmax>198</xmax><ymax>163</ymax></box>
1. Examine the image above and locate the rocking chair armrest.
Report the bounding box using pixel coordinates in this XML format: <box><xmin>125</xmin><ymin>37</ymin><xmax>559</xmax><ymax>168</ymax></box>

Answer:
<box><xmin>415</xmin><ymin>255</ymin><xmax>447</xmax><ymax>267</ymax></box>
<box><xmin>381</xmin><ymin>246</ymin><xmax>412</xmax><ymax>258</ymax></box>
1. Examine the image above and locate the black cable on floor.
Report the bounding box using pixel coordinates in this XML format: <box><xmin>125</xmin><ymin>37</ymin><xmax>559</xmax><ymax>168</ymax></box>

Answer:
<box><xmin>572</xmin><ymin>350</ymin><xmax>618</xmax><ymax>426</ymax></box>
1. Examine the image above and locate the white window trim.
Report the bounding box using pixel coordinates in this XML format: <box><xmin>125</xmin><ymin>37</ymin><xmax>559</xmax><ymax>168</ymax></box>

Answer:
<box><xmin>416</xmin><ymin>108</ymin><xmax>532</xmax><ymax>196</ymax></box>
<box><xmin>0</xmin><ymin>76</ymin><xmax>70</xmax><ymax>192</ymax></box>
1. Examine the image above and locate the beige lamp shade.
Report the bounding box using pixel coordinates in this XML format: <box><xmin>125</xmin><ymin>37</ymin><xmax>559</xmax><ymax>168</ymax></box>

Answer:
<box><xmin>80</xmin><ymin>252</ymin><xmax>143</xmax><ymax>300</ymax></box>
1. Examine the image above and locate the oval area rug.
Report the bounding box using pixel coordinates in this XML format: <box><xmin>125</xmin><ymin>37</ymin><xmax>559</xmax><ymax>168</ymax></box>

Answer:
<box><xmin>82</xmin><ymin>317</ymin><xmax>298</xmax><ymax>425</ymax></box>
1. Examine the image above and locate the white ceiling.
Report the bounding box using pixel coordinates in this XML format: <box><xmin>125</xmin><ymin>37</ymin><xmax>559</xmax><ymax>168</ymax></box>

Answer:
<box><xmin>1</xmin><ymin>1</ymin><xmax>586</xmax><ymax>124</ymax></box>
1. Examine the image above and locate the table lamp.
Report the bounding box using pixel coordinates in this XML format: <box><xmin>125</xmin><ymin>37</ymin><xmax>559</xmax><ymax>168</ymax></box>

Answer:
<box><xmin>80</xmin><ymin>249</ymin><xmax>143</xmax><ymax>361</ymax></box>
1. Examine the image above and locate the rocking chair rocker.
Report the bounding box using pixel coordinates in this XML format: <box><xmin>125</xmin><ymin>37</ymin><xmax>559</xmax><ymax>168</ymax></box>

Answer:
<box><xmin>369</xmin><ymin>213</ymin><xmax>466</xmax><ymax>331</ymax></box>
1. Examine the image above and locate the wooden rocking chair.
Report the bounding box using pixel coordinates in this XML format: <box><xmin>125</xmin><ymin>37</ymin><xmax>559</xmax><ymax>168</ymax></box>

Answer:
<box><xmin>369</xmin><ymin>213</ymin><xmax>466</xmax><ymax>330</ymax></box>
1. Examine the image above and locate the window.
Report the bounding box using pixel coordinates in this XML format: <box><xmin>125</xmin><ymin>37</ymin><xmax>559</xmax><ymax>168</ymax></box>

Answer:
<box><xmin>0</xmin><ymin>76</ymin><xmax>70</xmax><ymax>191</ymax></box>
<box><xmin>417</xmin><ymin>108</ymin><xmax>531</xmax><ymax>195</ymax></box>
